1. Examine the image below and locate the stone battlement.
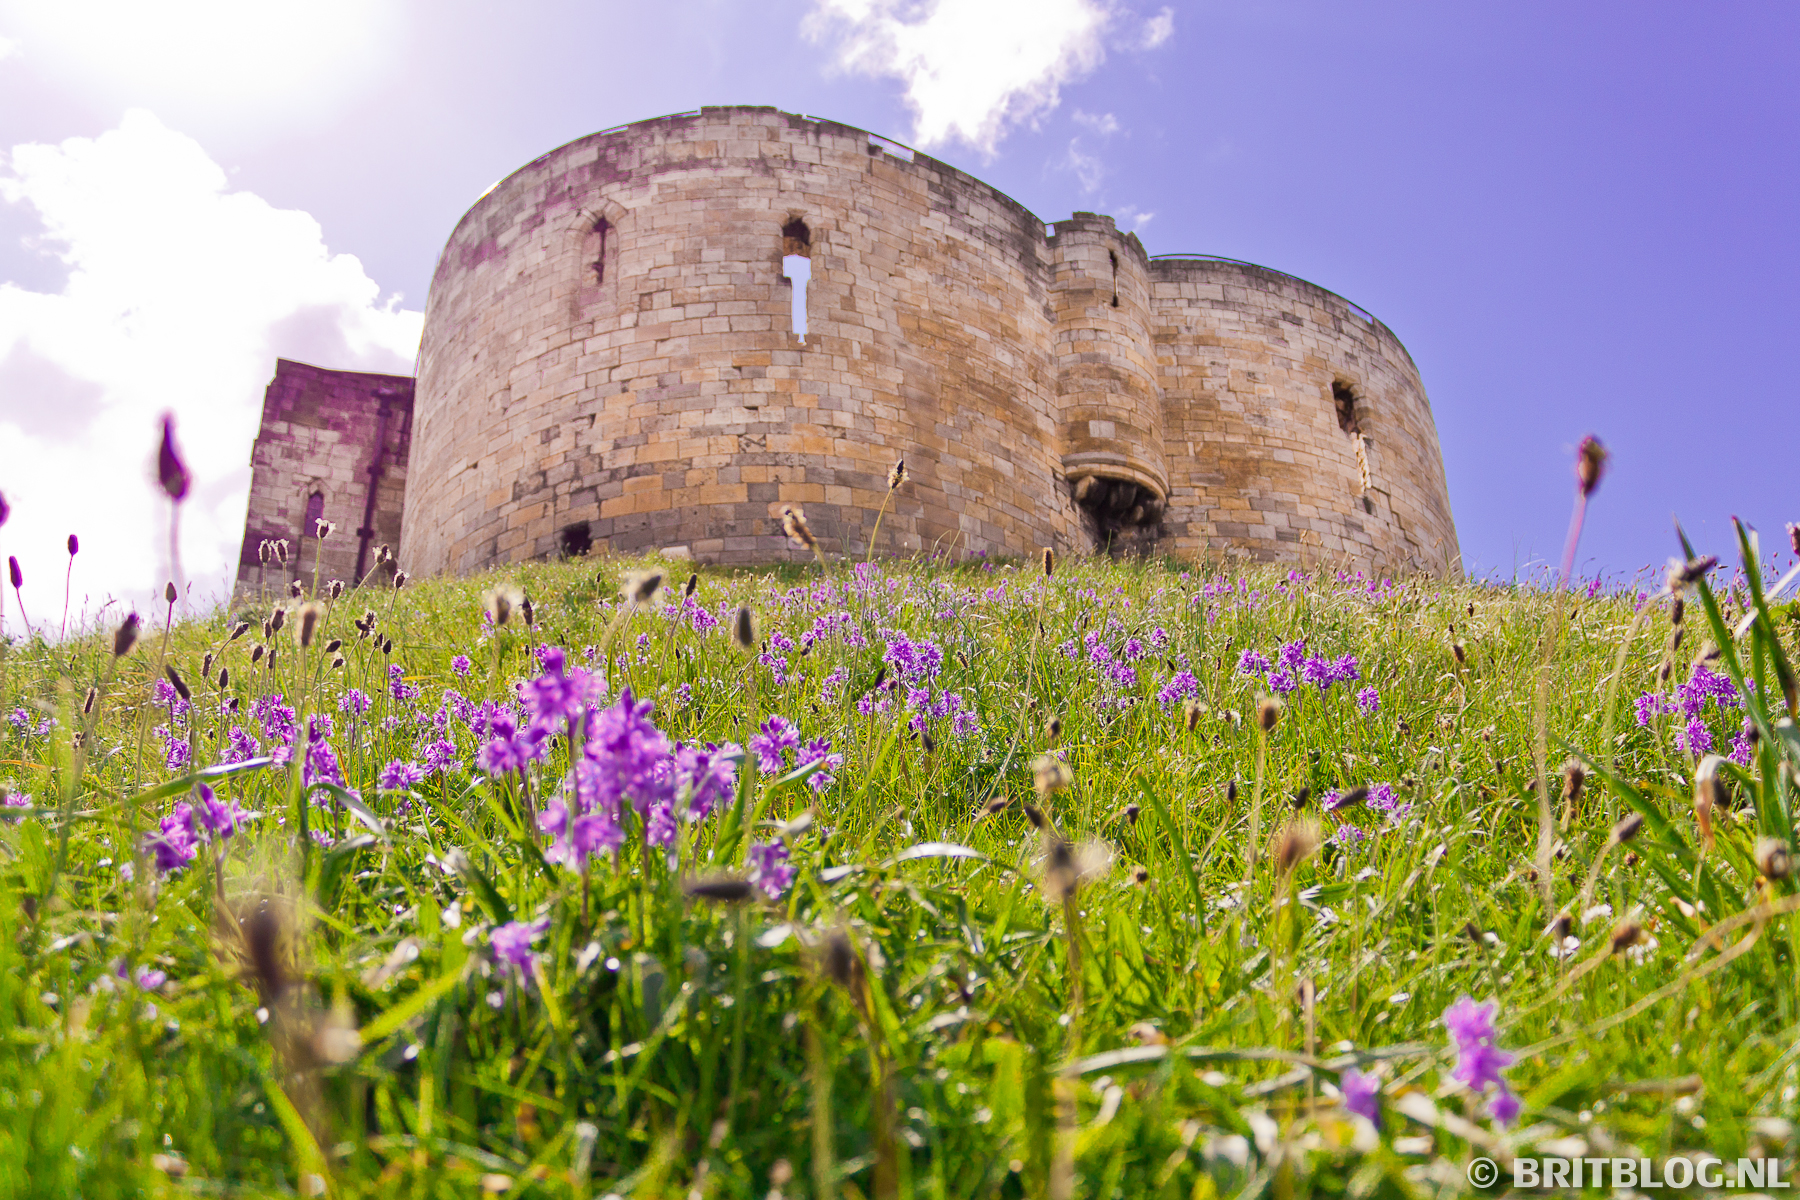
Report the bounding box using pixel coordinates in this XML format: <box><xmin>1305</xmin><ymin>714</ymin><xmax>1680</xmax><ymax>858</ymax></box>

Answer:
<box><xmin>238</xmin><ymin>106</ymin><xmax>1458</xmax><ymax>583</ymax></box>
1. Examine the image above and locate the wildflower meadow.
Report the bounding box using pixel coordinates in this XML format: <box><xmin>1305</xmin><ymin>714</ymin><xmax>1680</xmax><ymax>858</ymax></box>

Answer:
<box><xmin>1</xmin><ymin>462</ymin><xmax>1799</xmax><ymax>1197</ymax></box>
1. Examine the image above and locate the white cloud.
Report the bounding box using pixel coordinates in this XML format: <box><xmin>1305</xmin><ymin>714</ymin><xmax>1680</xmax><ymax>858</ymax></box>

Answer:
<box><xmin>1140</xmin><ymin>5</ymin><xmax>1175</xmax><ymax>49</ymax></box>
<box><xmin>1063</xmin><ymin>138</ymin><xmax>1107</xmax><ymax>194</ymax></box>
<box><xmin>0</xmin><ymin>111</ymin><xmax>421</xmax><ymax>630</ymax></box>
<box><xmin>1073</xmin><ymin>109</ymin><xmax>1121</xmax><ymax>137</ymax></box>
<box><xmin>0</xmin><ymin>34</ymin><xmax>19</xmax><ymax>62</ymax></box>
<box><xmin>806</xmin><ymin>0</ymin><xmax>1116</xmax><ymax>154</ymax></box>
<box><xmin>0</xmin><ymin>0</ymin><xmax>398</xmax><ymax>132</ymax></box>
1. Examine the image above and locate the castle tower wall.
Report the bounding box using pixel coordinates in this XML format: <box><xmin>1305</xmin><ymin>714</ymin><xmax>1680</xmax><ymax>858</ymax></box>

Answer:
<box><xmin>1149</xmin><ymin>258</ymin><xmax>1457</xmax><ymax>572</ymax></box>
<box><xmin>235</xmin><ymin>359</ymin><xmax>413</xmax><ymax>596</ymax></box>
<box><xmin>404</xmin><ymin>107</ymin><xmax>1087</xmax><ymax>575</ymax></box>
<box><xmin>1049</xmin><ymin>214</ymin><xmax>1167</xmax><ymax>500</ymax></box>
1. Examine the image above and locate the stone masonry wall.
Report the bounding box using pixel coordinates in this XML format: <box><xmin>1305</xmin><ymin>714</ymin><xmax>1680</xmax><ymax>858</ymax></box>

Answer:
<box><xmin>236</xmin><ymin>359</ymin><xmax>414</xmax><ymax>596</ymax></box>
<box><xmin>1149</xmin><ymin>258</ymin><xmax>1458</xmax><ymax>573</ymax></box>
<box><xmin>229</xmin><ymin>105</ymin><xmax>1457</xmax><ymax>582</ymax></box>
<box><xmin>406</xmin><ymin>107</ymin><xmax>1090</xmax><ymax>576</ymax></box>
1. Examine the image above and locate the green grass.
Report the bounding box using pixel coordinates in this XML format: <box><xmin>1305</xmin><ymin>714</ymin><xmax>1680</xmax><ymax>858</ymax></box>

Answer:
<box><xmin>1</xmin><ymin>539</ymin><xmax>1797</xmax><ymax>1198</ymax></box>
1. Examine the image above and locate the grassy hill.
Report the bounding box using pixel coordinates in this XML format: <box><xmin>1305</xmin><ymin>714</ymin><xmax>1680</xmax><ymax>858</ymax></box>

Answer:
<box><xmin>1</xmin><ymin>538</ymin><xmax>1797</xmax><ymax>1197</ymax></box>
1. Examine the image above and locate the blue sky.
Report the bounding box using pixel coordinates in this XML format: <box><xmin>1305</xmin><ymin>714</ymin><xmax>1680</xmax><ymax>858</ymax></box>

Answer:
<box><xmin>1</xmin><ymin>0</ymin><xmax>1796</xmax><ymax>621</ymax></box>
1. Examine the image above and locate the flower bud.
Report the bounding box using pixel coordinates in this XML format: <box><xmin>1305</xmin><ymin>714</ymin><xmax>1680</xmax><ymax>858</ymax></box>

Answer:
<box><xmin>7</xmin><ymin>557</ymin><xmax>19</xmax><ymax>590</ymax></box>
<box><xmin>1575</xmin><ymin>435</ymin><xmax>1607</xmax><ymax>497</ymax></box>
<box><xmin>733</xmin><ymin>605</ymin><xmax>756</xmax><ymax>651</ymax></box>
<box><xmin>888</xmin><ymin>458</ymin><xmax>907</xmax><ymax>491</ymax></box>
<box><xmin>66</xmin><ymin>534</ymin><xmax>78</xmax><ymax>557</ymax></box>
<box><xmin>164</xmin><ymin>664</ymin><xmax>190</xmax><ymax>702</ymax></box>
<box><xmin>1042</xmin><ymin>547</ymin><xmax>1055</xmax><ymax>578</ymax></box>
<box><xmin>1257</xmin><ymin>695</ymin><xmax>1283</xmax><ymax>733</ymax></box>
<box><xmin>112</xmin><ymin>613</ymin><xmax>140</xmax><ymax>657</ymax></box>
<box><xmin>1756</xmin><ymin>837</ymin><xmax>1792</xmax><ymax>881</ymax></box>
<box><xmin>156</xmin><ymin>414</ymin><xmax>191</xmax><ymax>501</ymax></box>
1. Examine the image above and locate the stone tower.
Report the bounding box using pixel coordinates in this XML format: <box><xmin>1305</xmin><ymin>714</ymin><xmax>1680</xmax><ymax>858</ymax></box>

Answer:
<box><xmin>237</xmin><ymin>107</ymin><xmax>1458</xmax><ymax>584</ymax></box>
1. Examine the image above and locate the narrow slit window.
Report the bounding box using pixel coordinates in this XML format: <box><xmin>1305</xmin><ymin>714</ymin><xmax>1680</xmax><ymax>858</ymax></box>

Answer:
<box><xmin>781</xmin><ymin>219</ymin><xmax>812</xmax><ymax>343</ymax></box>
<box><xmin>1332</xmin><ymin>383</ymin><xmax>1360</xmax><ymax>435</ymax></box>
<box><xmin>302</xmin><ymin>490</ymin><xmax>325</xmax><ymax>538</ymax></box>
<box><xmin>1109</xmin><ymin>249</ymin><xmax>1119</xmax><ymax>307</ymax></box>
<box><xmin>591</xmin><ymin>217</ymin><xmax>611</xmax><ymax>283</ymax></box>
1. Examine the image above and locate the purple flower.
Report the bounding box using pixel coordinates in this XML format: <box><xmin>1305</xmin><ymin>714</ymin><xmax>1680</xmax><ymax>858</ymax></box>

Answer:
<box><xmin>1276</xmin><ymin>640</ymin><xmax>1306</xmax><ymax>675</ymax></box>
<box><xmin>749</xmin><ymin>715</ymin><xmax>801</xmax><ymax>774</ymax></box>
<box><xmin>195</xmin><ymin>784</ymin><xmax>242</xmax><ymax>840</ymax></box>
<box><xmin>1331</xmin><ymin>653</ymin><xmax>1361</xmax><ymax>685</ymax></box>
<box><xmin>1156</xmin><ymin>670</ymin><xmax>1199</xmax><ymax>706</ymax></box>
<box><xmin>136</xmin><ymin>967</ymin><xmax>167</xmax><ymax>991</ymax></box>
<box><xmin>1267</xmin><ymin>669</ymin><xmax>1296</xmax><ymax>695</ymax></box>
<box><xmin>952</xmin><ymin>709</ymin><xmax>981</xmax><ymax>737</ymax></box>
<box><xmin>1355</xmin><ymin>686</ymin><xmax>1380</xmax><ymax>715</ymax></box>
<box><xmin>147</xmin><ymin>804</ymin><xmax>198</xmax><ymax>874</ymax></box>
<box><xmin>1730</xmin><ymin>722</ymin><xmax>1756</xmax><ymax>766</ymax></box>
<box><xmin>253</xmin><ymin>694</ymin><xmax>298</xmax><ymax>745</ymax></box>
<box><xmin>1339</xmin><ymin>1068</ymin><xmax>1380</xmax><ymax>1125</ymax></box>
<box><xmin>643</xmin><ymin>799</ymin><xmax>679</xmax><ymax>847</ymax></box>
<box><xmin>882</xmin><ymin>635</ymin><xmax>943</xmax><ymax>685</ymax></box>
<box><xmin>217</xmin><ymin>725</ymin><xmax>257</xmax><ymax>764</ymax></box>
<box><xmin>477</xmin><ymin>710</ymin><xmax>545</xmax><ymax>777</ymax></box>
<box><xmin>303</xmin><ymin>735</ymin><xmax>343</xmax><ymax>789</ymax></box>
<box><xmin>379</xmin><ymin>759</ymin><xmax>425</xmax><ymax>790</ymax></box>
<box><xmin>583</xmin><ymin>688</ymin><xmax>672</xmax><ymax>813</ymax></box>
<box><xmin>747</xmin><ymin>840</ymin><xmax>795</xmax><ymax>899</ymax></box>
<box><xmin>2</xmin><ymin>792</ymin><xmax>30</xmax><ymax>821</ymax></box>
<box><xmin>795</xmin><ymin>737</ymin><xmax>843</xmax><ymax>793</ymax></box>
<box><xmin>570</xmin><ymin>808</ymin><xmax>624</xmax><ymax>860</ymax></box>
<box><xmin>1443</xmin><ymin>996</ymin><xmax>1519</xmax><ymax>1125</ymax></box>
<box><xmin>674</xmin><ymin>742</ymin><xmax>739</xmax><ymax>820</ymax></box>
<box><xmin>1634</xmin><ymin>691</ymin><xmax>1665</xmax><ymax>725</ymax></box>
<box><xmin>520</xmin><ymin>646</ymin><xmax>594</xmax><ymax>736</ymax></box>
<box><xmin>452</xmin><ymin>654</ymin><xmax>473</xmax><ymax>678</ymax></box>
<box><xmin>1236</xmin><ymin>650</ymin><xmax>1270</xmax><ymax>676</ymax></box>
<box><xmin>1122</xmin><ymin>637</ymin><xmax>1146</xmax><ymax>662</ymax></box>
<box><xmin>1677</xmin><ymin>716</ymin><xmax>1713</xmax><ymax>756</ymax></box>
<box><xmin>338</xmin><ymin>689</ymin><xmax>372</xmax><ymax>716</ymax></box>
<box><xmin>1301</xmin><ymin>653</ymin><xmax>1335</xmax><ymax>691</ymax></box>
<box><xmin>490</xmin><ymin>918</ymin><xmax>548</xmax><ymax>981</ymax></box>
<box><xmin>422</xmin><ymin>737</ymin><xmax>460</xmax><ymax>775</ymax></box>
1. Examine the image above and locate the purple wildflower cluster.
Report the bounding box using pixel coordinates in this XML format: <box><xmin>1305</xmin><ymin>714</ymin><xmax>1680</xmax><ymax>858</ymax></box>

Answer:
<box><xmin>750</xmin><ymin>716</ymin><xmax>843</xmax><ymax>792</ymax></box>
<box><xmin>1635</xmin><ymin>663</ymin><xmax>1752</xmax><ymax>759</ymax></box>
<box><xmin>490</xmin><ymin>917</ymin><xmax>550</xmax><ymax>983</ymax></box>
<box><xmin>145</xmin><ymin>784</ymin><xmax>247</xmax><ymax>875</ymax></box>
<box><xmin>1443</xmin><ymin>996</ymin><xmax>1520</xmax><ymax>1125</ymax></box>
<box><xmin>1323</xmin><ymin>783</ymin><xmax>1411</xmax><ymax>849</ymax></box>
<box><xmin>1240</xmin><ymin>640</ymin><xmax>1360</xmax><ymax>697</ymax></box>
<box><xmin>511</xmin><ymin>649</ymin><xmax>748</xmax><ymax>876</ymax></box>
<box><xmin>5</xmin><ymin>707</ymin><xmax>54</xmax><ymax>740</ymax></box>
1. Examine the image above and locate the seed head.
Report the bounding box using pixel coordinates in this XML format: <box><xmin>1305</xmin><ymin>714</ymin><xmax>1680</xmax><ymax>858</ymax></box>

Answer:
<box><xmin>821</xmin><ymin>928</ymin><xmax>858</xmax><ymax>990</ymax></box>
<box><xmin>1044</xmin><ymin>837</ymin><xmax>1080</xmax><ymax>899</ymax></box>
<box><xmin>1273</xmin><ymin>820</ymin><xmax>1320</xmax><ymax>875</ymax></box>
<box><xmin>733</xmin><ymin>605</ymin><xmax>756</xmax><ymax>651</ymax></box>
<box><xmin>682</xmin><ymin>876</ymin><xmax>757</xmax><ymax>903</ymax></box>
<box><xmin>66</xmin><ymin>534</ymin><xmax>78</xmax><ymax>557</ymax></box>
<box><xmin>250</xmin><ymin>644</ymin><xmax>265</xmax><ymax>665</ymax></box>
<box><xmin>921</xmin><ymin>727</ymin><xmax>936</xmax><ymax>754</ymax></box>
<box><xmin>323</xmin><ymin>638</ymin><xmax>342</xmax><ymax>654</ymax></box>
<box><xmin>623</xmin><ymin>570</ymin><xmax>664</xmax><ymax>605</ymax></box>
<box><xmin>331</xmin><ymin>655</ymin><xmax>346</xmax><ymax>669</ymax></box>
<box><xmin>0</xmin><ymin>492</ymin><xmax>8</xmax><ymax>526</ymax></box>
<box><xmin>1608</xmin><ymin>920</ymin><xmax>1644</xmax><ymax>955</ymax></box>
<box><xmin>1609</xmin><ymin>812</ymin><xmax>1643</xmax><ymax>845</ymax></box>
<box><xmin>1789</xmin><ymin>523</ymin><xmax>1800</xmax><ymax>558</ymax></box>
<box><xmin>327</xmin><ymin>580</ymin><xmax>344</xmax><ymax>600</ymax></box>
<box><xmin>267</xmin><ymin>645</ymin><xmax>278</xmax><ymax>668</ymax></box>
<box><xmin>376</xmin><ymin>544</ymin><xmax>393</xmax><ymax>566</ymax></box>
<box><xmin>1227</xmin><ymin>778</ymin><xmax>1238</xmax><ymax>804</ymax></box>
<box><xmin>684</xmin><ymin>572</ymin><xmax>698</xmax><ymax>599</ymax></box>
<box><xmin>257</xmin><ymin>540</ymin><xmax>270</xmax><ymax>564</ymax></box>
<box><xmin>1290</xmin><ymin>786</ymin><xmax>1311</xmax><ymax>811</ymax></box>
<box><xmin>1575</xmin><ymin>435</ymin><xmax>1608</xmax><ymax>497</ymax></box>
<box><xmin>1021</xmin><ymin>803</ymin><xmax>1048</xmax><ymax>831</ymax></box>
<box><xmin>1046</xmin><ymin>715</ymin><xmax>1062</xmax><ymax>743</ymax></box>
<box><xmin>296</xmin><ymin>602</ymin><xmax>324</xmax><ymax>649</ymax></box>
<box><xmin>780</xmin><ymin>506</ymin><xmax>817</xmax><ymax>551</ymax></box>
<box><xmin>1561</xmin><ymin>759</ymin><xmax>1586</xmax><ymax>806</ymax></box>
<box><xmin>217</xmin><ymin>667</ymin><xmax>229</xmax><ymax>689</ymax></box>
<box><xmin>1671</xmin><ymin>596</ymin><xmax>1685</xmax><ymax>627</ymax></box>
<box><xmin>288</xmin><ymin>580</ymin><xmax>303</xmax><ymax>599</ymax></box>
<box><xmin>1451</xmin><ymin>640</ymin><xmax>1467</xmax><ymax>666</ymax></box>
<box><xmin>982</xmin><ymin>796</ymin><xmax>1011</xmax><ymax>818</ymax></box>
<box><xmin>381</xmin><ymin>637</ymin><xmax>392</xmax><ymax>656</ymax></box>
<box><xmin>1669</xmin><ymin>555</ymin><xmax>1719</xmax><ymax>590</ymax></box>
<box><xmin>1121</xmin><ymin>802</ymin><xmax>1140</xmax><ymax>825</ymax></box>
<box><xmin>112</xmin><ymin>613</ymin><xmax>141</xmax><ymax>657</ymax></box>
<box><xmin>6</xmin><ymin>557</ymin><xmax>19</xmax><ymax>590</ymax></box>
<box><xmin>1755</xmin><ymin>835</ymin><xmax>1792</xmax><ymax>881</ymax></box>
<box><xmin>485</xmin><ymin>586</ymin><xmax>522</xmax><ymax>628</ymax></box>
<box><xmin>1694</xmin><ymin>754</ymin><xmax>1724</xmax><ymax>851</ymax></box>
<box><xmin>156</xmin><ymin>414</ymin><xmax>191</xmax><ymax>502</ymax></box>
<box><xmin>315</xmin><ymin>519</ymin><xmax>334</xmax><ymax>540</ymax></box>
<box><xmin>228</xmin><ymin>620</ymin><xmax>249</xmax><ymax>641</ymax></box>
<box><xmin>1032</xmin><ymin>754</ymin><xmax>1072</xmax><ymax>798</ymax></box>
<box><xmin>887</xmin><ymin>458</ymin><xmax>907</xmax><ymax>491</ymax></box>
<box><xmin>164</xmin><ymin>664</ymin><xmax>190</xmax><ymax>702</ymax></box>
<box><xmin>1256</xmin><ymin>695</ymin><xmax>1283</xmax><ymax>733</ymax></box>
<box><xmin>1182</xmin><ymin>698</ymin><xmax>1205</xmax><ymax>732</ymax></box>
<box><xmin>269</xmin><ymin>607</ymin><xmax>286</xmax><ymax>633</ymax></box>
<box><xmin>1042</xmin><ymin>547</ymin><xmax>1055</xmax><ymax>578</ymax></box>
<box><xmin>82</xmin><ymin>686</ymin><xmax>97</xmax><ymax>715</ymax></box>
<box><xmin>393</xmin><ymin>571</ymin><xmax>408</xmax><ymax>591</ymax></box>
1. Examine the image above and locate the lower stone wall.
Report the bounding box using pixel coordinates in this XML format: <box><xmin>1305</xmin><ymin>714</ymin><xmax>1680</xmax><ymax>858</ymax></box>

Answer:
<box><xmin>235</xmin><ymin>360</ymin><xmax>413</xmax><ymax>597</ymax></box>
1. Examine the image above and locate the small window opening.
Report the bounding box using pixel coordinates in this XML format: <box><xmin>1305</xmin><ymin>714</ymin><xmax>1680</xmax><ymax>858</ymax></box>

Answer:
<box><xmin>1332</xmin><ymin>382</ymin><xmax>1360</xmax><ymax>435</ymax></box>
<box><xmin>781</xmin><ymin>219</ymin><xmax>813</xmax><ymax>344</ymax></box>
<box><xmin>590</xmin><ymin>217</ymin><xmax>611</xmax><ymax>283</ymax></box>
<box><xmin>781</xmin><ymin>219</ymin><xmax>811</xmax><ymax>256</ymax></box>
<box><xmin>559</xmin><ymin>522</ymin><xmax>593</xmax><ymax>558</ymax></box>
<box><xmin>302</xmin><ymin>491</ymin><xmax>326</xmax><ymax>539</ymax></box>
<box><xmin>1108</xmin><ymin>249</ymin><xmax>1120</xmax><ymax>307</ymax></box>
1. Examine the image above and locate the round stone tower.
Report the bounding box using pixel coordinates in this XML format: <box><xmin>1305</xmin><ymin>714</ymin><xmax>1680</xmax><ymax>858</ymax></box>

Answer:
<box><xmin>399</xmin><ymin>106</ymin><xmax>1457</xmax><ymax>577</ymax></box>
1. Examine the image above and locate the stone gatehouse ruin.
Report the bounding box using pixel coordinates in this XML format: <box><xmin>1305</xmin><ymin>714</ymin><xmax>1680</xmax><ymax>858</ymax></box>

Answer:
<box><xmin>235</xmin><ymin>106</ymin><xmax>1458</xmax><ymax>592</ymax></box>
